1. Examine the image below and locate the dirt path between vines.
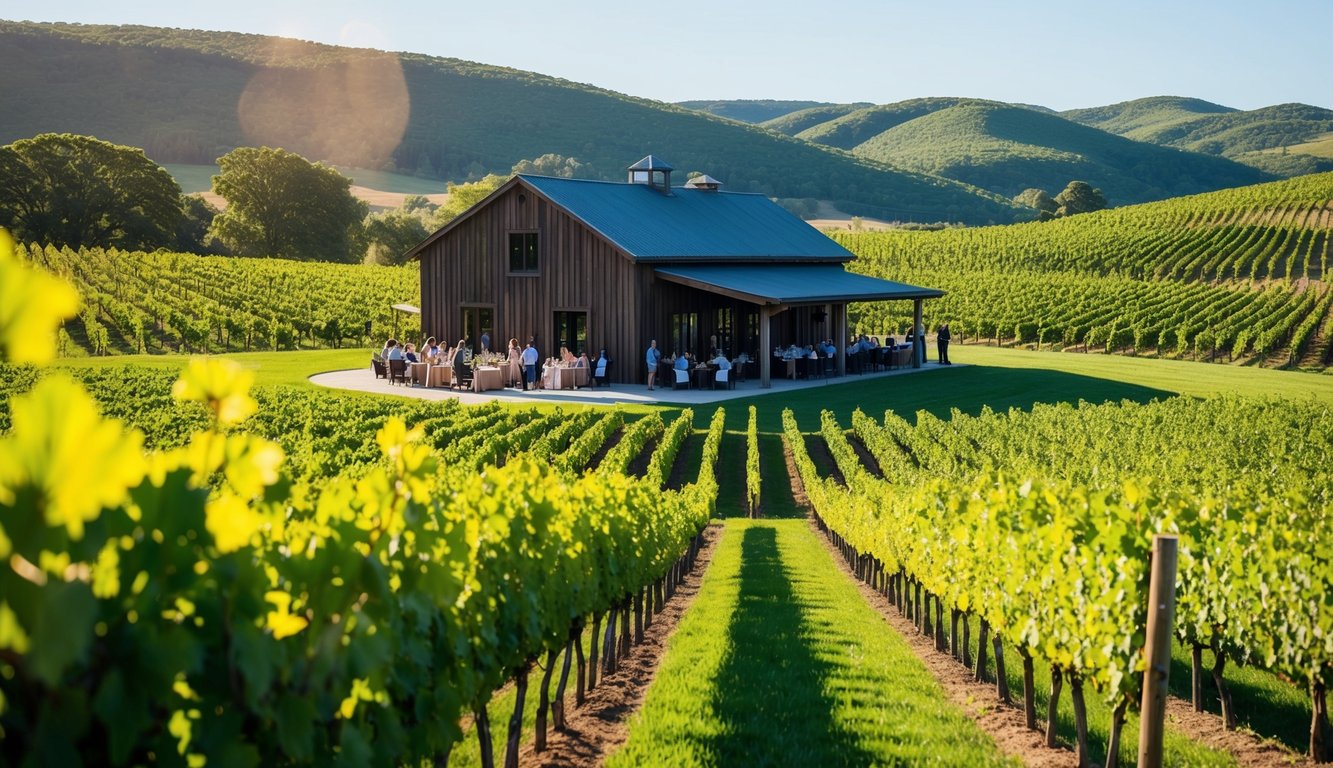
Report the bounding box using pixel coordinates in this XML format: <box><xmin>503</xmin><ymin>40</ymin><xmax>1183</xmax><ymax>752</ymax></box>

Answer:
<box><xmin>516</xmin><ymin>522</ymin><xmax>723</xmax><ymax>767</ymax></box>
<box><xmin>809</xmin><ymin>516</ymin><xmax>1311</xmax><ymax>768</ymax></box>
<box><xmin>1162</xmin><ymin>698</ymin><xmax>1311</xmax><ymax>767</ymax></box>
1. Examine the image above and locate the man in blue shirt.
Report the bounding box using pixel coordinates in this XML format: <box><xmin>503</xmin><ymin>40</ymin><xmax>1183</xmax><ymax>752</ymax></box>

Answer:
<box><xmin>521</xmin><ymin>338</ymin><xmax>539</xmax><ymax>390</ymax></box>
<box><xmin>646</xmin><ymin>339</ymin><xmax>661</xmax><ymax>390</ymax></box>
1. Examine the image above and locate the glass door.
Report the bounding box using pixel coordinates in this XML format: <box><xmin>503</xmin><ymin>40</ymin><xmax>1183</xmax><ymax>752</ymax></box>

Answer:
<box><xmin>553</xmin><ymin>311</ymin><xmax>587</xmax><ymax>356</ymax></box>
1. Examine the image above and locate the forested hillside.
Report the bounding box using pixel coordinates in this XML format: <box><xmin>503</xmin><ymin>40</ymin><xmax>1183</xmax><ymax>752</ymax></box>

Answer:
<box><xmin>0</xmin><ymin>21</ymin><xmax>1019</xmax><ymax>224</ymax></box>
<box><xmin>675</xmin><ymin>99</ymin><xmax>843</xmax><ymax>123</ymax></box>
<box><xmin>778</xmin><ymin>98</ymin><xmax>1271</xmax><ymax>204</ymax></box>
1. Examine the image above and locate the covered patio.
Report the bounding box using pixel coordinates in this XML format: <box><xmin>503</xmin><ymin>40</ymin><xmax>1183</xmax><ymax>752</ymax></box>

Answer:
<box><xmin>652</xmin><ymin>264</ymin><xmax>945</xmax><ymax>388</ymax></box>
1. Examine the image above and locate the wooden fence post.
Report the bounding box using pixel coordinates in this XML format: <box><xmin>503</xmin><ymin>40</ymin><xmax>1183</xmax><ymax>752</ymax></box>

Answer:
<box><xmin>1137</xmin><ymin>534</ymin><xmax>1179</xmax><ymax>768</ymax></box>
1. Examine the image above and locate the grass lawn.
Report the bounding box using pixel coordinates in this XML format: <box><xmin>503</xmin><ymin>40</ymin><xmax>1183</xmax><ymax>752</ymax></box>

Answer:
<box><xmin>681</xmin><ymin>343</ymin><xmax>1333</xmax><ymax>432</ymax></box>
<box><xmin>608</xmin><ymin>519</ymin><xmax>1015</xmax><ymax>767</ymax></box>
<box><xmin>52</xmin><ymin>349</ymin><xmax>368</xmax><ymax>388</ymax></box>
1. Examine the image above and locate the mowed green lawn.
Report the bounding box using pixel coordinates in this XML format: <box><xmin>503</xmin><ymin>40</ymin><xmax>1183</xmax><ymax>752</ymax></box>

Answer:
<box><xmin>682</xmin><ymin>342</ymin><xmax>1333</xmax><ymax>432</ymax></box>
<box><xmin>52</xmin><ymin>349</ymin><xmax>368</xmax><ymax>388</ymax></box>
<box><xmin>608</xmin><ymin>519</ymin><xmax>1016</xmax><ymax>767</ymax></box>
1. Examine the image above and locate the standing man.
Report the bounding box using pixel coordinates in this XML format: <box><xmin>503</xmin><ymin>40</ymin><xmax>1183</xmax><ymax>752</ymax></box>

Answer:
<box><xmin>936</xmin><ymin>323</ymin><xmax>952</xmax><ymax>365</ymax></box>
<box><xmin>521</xmin><ymin>337</ymin><xmax>539</xmax><ymax>390</ymax></box>
<box><xmin>646</xmin><ymin>339</ymin><xmax>662</xmax><ymax>391</ymax></box>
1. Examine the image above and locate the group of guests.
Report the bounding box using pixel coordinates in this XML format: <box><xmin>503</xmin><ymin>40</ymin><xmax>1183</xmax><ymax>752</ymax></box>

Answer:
<box><xmin>645</xmin><ymin>339</ymin><xmax>734</xmax><ymax>390</ymax></box>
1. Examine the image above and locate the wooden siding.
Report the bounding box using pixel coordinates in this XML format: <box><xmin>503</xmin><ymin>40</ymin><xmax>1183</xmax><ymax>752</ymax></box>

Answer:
<box><xmin>420</xmin><ymin>182</ymin><xmax>650</xmax><ymax>383</ymax></box>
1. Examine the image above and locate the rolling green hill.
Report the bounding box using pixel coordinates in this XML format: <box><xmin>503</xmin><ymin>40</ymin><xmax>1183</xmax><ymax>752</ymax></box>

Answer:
<box><xmin>1062</xmin><ymin>97</ymin><xmax>1333</xmax><ymax>176</ymax></box>
<box><xmin>674</xmin><ymin>99</ymin><xmax>835</xmax><ymax>123</ymax></box>
<box><xmin>793</xmin><ymin>98</ymin><xmax>979</xmax><ymax>149</ymax></box>
<box><xmin>1060</xmin><ymin>96</ymin><xmax>1236</xmax><ymax>137</ymax></box>
<box><xmin>848</xmin><ymin>101</ymin><xmax>1272</xmax><ymax>203</ymax></box>
<box><xmin>0</xmin><ymin>21</ymin><xmax>1019</xmax><ymax>224</ymax></box>
<box><xmin>759</xmin><ymin>103</ymin><xmax>873</xmax><ymax>136</ymax></box>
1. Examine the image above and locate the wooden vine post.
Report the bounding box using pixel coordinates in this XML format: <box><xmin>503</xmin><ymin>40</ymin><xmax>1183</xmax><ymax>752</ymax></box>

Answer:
<box><xmin>1137</xmin><ymin>534</ymin><xmax>1179</xmax><ymax>768</ymax></box>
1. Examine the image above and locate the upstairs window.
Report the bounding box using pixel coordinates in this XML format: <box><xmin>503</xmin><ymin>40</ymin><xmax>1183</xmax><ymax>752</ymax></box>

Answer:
<box><xmin>509</xmin><ymin>231</ymin><xmax>539</xmax><ymax>274</ymax></box>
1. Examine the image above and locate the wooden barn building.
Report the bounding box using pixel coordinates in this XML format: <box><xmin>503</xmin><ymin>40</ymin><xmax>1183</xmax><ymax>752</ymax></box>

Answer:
<box><xmin>408</xmin><ymin>156</ymin><xmax>943</xmax><ymax>386</ymax></box>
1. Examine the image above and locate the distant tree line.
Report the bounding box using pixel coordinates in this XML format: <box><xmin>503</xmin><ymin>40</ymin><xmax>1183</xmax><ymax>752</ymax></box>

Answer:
<box><xmin>0</xmin><ymin>132</ymin><xmax>591</xmax><ymax>264</ymax></box>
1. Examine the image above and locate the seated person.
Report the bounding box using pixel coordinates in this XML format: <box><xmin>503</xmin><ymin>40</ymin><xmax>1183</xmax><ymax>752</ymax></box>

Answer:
<box><xmin>674</xmin><ymin>352</ymin><xmax>689</xmax><ymax>371</ymax></box>
<box><xmin>560</xmin><ymin>346</ymin><xmax>576</xmax><ymax>365</ymax></box>
<box><xmin>575</xmin><ymin>352</ymin><xmax>589</xmax><ymax>368</ymax></box>
<box><xmin>712</xmin><ymin>352</ymin><xmax>731</xmax><ymax>370</ymax></box>
<box><xmin>806</xmin><ymin>345</ymin><xmax>818</xmax><ymax>359</ymax></box>
<box><xmin>404</xmin><ymin>343</ymin><xmax>419</xmax><ymax>363</ymax></box>
<box><xmin>385</xmin><ymin>339</ymin><xmax>404</xmax><ymax>361</ymax></box>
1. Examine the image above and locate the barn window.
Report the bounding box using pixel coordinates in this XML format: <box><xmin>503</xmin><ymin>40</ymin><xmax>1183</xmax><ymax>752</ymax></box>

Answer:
<box><xmin>508</xmin><ymin>231</ymin><xmax>539</xmax><ymax>274</ymax></box>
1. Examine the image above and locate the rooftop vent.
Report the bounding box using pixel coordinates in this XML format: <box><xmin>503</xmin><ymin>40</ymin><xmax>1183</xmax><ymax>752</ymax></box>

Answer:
<box><xmin>685</xmin><ymin>174</ymin><xmax>723</xmax><ymax>191</ymax></box>
<box><xmin>627</xmin><ymin>155</ymin><xmax>673</xmax><ymax>194</ymax></box>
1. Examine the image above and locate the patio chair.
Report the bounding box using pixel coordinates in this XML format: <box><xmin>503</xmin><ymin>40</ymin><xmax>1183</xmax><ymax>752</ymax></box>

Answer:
<box><xmin>593</xmin><ymin>358</ymin><xmax>611</xmax><ymax>387</ymax></box>
<box><xmin>387</xmin><ymin>358</ymin><xmax>407</xmax><ymax>385</ymax></box>
<box><xmin>714</xmin><ymin>367</ymin><xmax>735</xmax><ymax>390</ymax></box>
<box><xmin>371</xmin><ymin>357</ymin><xmax>387</xmax><ymax>379</ymax></box>
<box><xmin>673</xmin><ymin>368</ymin><xmax>689</xmax><ymax>390</ymax></box>
<box><xmin>453</xmin><ymin>361</ymin><xmax>473</xmax><ymax>391</ymax></box>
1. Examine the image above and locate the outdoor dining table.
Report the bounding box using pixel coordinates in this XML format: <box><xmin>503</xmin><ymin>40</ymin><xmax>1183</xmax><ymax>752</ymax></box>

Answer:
<box><xmin>427</xmin><ymin>363</ymin><xmax>452</xmax><ymax>388</ymax></box>
<box><xmin>472</xmin><ymin>366</ymin><xmax>504</xmax><ymax>393</ymax></box>
<box><xmin>408</xmin><ymin>361</ymin><xmax>429</xmax><ymax>385</ymax></box>
<box><xmin>693</xmin><ymin>365</ymin><xmax>714</xmax><ymax>389</ymax></box>
<box><xmin>551</xmin><ymin>365</ymin><xmax>586</xmax><ymax>390</ymax></box>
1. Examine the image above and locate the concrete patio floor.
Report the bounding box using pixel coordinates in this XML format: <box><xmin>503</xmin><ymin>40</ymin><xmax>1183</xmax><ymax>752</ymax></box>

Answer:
<box><xmin>309</xmin><ymin>362</ymin><xmax>958</xmax><ymax>406</ymax></box>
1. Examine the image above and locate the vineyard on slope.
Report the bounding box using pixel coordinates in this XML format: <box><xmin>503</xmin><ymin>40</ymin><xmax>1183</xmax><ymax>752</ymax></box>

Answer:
<box><xmin>21</xmin><ymin>244</ymin><xmax>418</xmax><ymax>355</ymax></box>
<box><xmin>840</xmin><ymin>172</ymin><xmax>1333</xmax><ymax>368</ymax></box>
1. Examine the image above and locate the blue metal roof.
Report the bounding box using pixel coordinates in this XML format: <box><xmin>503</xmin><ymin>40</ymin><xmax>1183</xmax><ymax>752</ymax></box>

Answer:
<box><xmin>519</xmin><ymin>175</ymin><xmax>854</xmax><ymax>263</ymax></box>
<box><xmin>654</xmin><ymin>265</ymin><xmax>944</xmax><ymax>305</ymax></box>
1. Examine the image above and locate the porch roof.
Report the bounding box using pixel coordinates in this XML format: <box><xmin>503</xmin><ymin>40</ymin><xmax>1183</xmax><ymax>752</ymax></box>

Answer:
<box><xmin>653</xmin><ymin>264</ymin><xmax>944</xmax><ymax>306</ymax></box>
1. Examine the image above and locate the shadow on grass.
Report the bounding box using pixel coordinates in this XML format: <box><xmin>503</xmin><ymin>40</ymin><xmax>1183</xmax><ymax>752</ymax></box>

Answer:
<box><xmin>730</xmin><ymin>366</ymin><xmax>1175</xmax><ymax>432</ymax></box>
<box><xmin>1167</xmin><ymin>645</ymin><xmax>1309</xmax><ymax>753</ymax></box>
<box><xmin>706</xmin><ymin>526</ymin><xmax>876</xmax><ymax>766</ymax></box>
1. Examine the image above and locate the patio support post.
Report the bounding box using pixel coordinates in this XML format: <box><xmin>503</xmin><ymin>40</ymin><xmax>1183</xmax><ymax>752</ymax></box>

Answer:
<box><xmin>835</xmin><ymin>302</ymin><xmax>847</xmax><ymax>377</ymax></box>
<box><xmin>913</xmin><ymin>298</ymin><xmax>924</xmax><ymax>369</ymax></box>
<box><xmin>759</xmin><ymin>304</ymin><xmax>772</xmax><ymax>389</ymax></box>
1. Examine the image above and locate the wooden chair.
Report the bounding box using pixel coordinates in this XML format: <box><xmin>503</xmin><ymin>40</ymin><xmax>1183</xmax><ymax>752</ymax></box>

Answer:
<box><xmin>387</xmin><ymin>358</ymin><xmax>407</xmax><ymax>385</ymax></box>
<box><xmin>371</xmin><ymin>357</ymin><xmax>387</xmax><ymax>379</ymax></box>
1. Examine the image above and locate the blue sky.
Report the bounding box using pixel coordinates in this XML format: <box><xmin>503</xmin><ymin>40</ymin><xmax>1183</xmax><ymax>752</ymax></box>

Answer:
<box><xmin>2</xmin><ymin>0</ymin><xmax>1329</xmax><ymax>110</ymax></box>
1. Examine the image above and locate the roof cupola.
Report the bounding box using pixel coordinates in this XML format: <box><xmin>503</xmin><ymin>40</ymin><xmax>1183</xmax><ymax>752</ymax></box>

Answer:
<box><xmin>627</xmin><ymin>155</ymin><xmax>673</xmax><ymax>194</ymax></box>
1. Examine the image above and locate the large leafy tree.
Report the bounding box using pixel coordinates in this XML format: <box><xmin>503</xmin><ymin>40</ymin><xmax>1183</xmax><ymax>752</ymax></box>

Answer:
<box><xmin>0</xmin><ymin>133</ymin><xmax>183</xmax><ymax>250</ymax></box>
<box><xmin>1054</xmin><ymin>180</ymin><xmax>1108</xmax><ymax>217</ymax></box>
<box><xmin>362</xmin><ymin>208</ymin><xmax>430</xmax><ymax>265</ymax></box>
<box><xmin>209</xmin><ymin>147</ymin><xmax>368</xmax><ymax>262</ymax></box>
